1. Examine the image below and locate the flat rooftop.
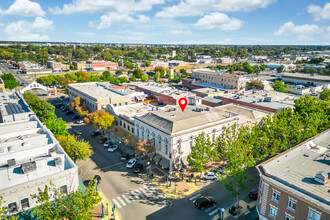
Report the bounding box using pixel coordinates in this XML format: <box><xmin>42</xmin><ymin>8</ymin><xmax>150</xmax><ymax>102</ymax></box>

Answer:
<box><xmin>136</xmin><ymin>105</ymin><xmax>237</xmax><ymax>134</ymax></box>
<box><xmin>68</xmin><ymin>82</ymin><xmax>128</xmax><ymax>100</ymax></box>
<box><xmin>0</xmin><ymin>92</ymin><xmax>32</xmax><ymax>123</ymax></box>
<box><xmin>281</xmin><ymin>72</ymin><xmax>330</xmax><ymax>81</ymax></box>
<box><xmin>192</xmin><ymin>69</ymin><xmax>242</xmax><ymax>78</ymax></box>
<box><xmin>261</xmin><ymin>130</ymin><xmax>330</xmax><ymax>205</ymax></box>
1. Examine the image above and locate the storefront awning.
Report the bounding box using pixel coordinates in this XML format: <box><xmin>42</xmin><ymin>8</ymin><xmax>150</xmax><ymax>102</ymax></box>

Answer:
<box><xmin>159</xmin><ymin>157</ymin><xmax>170</xmax><ymax>169</ymax></box>
<box><xmin>153</xmin><ymin>153</ymin><xmax>162</xmax><ymax>164</ymax></box>
<box><xmin>148</xmin><ymin>152</ymin><xmax>156</xmax><ymax>160</ymax></box>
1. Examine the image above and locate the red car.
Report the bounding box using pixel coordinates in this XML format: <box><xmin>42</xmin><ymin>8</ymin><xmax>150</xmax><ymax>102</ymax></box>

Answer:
<box><xmin>133</xmin><ymin>163</ymin><xmax>143</xmax><ymax>173</ymax></box>
<box><xmin>248</xmin><ymin>189</ymin><xmax>258</xmax><ymax>200</ymax></box>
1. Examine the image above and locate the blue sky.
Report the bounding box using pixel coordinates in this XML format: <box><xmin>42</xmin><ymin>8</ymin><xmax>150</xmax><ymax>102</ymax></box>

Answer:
<box><xmin>0</xmin><ymin>0</ymin><xmax>329</xmax><ymax>45</ymax></box>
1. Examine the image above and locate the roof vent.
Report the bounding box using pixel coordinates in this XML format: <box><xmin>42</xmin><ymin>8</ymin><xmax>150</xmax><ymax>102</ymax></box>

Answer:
<box><xmin>20</xmin><ymin>161</ymin><xmax>37</xmax><ymax>174</ymax></box>
<box><xmin>49</xmin><ymin>148</ymin><xmax>56</xmax><ymax>156</ymax></box>
<box><xmin>7</xmin><ymin>159</ymin><xmax>16</xmax><ymax>167</ymax></box>
<box><xmin>314</xmin><ymin>171</ymin><xmax>328</xmax><ymax>185</ymax></box>
<box><xmin>54</xmin><ymin>157</ymin><xmax>62</xmax><ymax>166</ymax></box>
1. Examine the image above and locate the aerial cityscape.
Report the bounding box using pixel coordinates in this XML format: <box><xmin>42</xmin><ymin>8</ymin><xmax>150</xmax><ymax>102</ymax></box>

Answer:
<box><xmin>0</xmin><ymin>1</ymin><xmax>329</xmax><ymax>220</ymax></box>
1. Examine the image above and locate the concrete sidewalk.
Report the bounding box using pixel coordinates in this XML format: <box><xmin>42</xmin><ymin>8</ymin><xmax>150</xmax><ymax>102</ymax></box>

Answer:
<box><xmin>212</xmin><ymin>200</ymin><xmax>257</xmax><ymax>220</ymax></box>
<box><xmin>91</xmin><ymin>191</ymin><xmax>122</xmax><ymax>220</ymax></box>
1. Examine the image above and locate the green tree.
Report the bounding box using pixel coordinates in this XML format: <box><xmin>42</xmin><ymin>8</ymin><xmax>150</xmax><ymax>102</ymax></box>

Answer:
<box><xmin>0</xmin><ymin>196</ymin><xmax>18</xmax><ymax>220</ymax></box>
<box><xmin>153</xmin><ymin>74</ymin><xmax>159</xmax><ymax>83</ymax></box>
<box><xmin>56</xmin><ymin>134</ymin><xmax>93</xmax><ymax>162</ymax></box>
<box><xmin>1</xmin><ymin>73</ymin><xmax>19</xmax><ymax>90</ymax></box>
<box><xmin>229</xmin><ymin>67</ymin><xmax>234</xmax><ymax>74</ymax></box>
<box><xmin>188</xmin><ymin>133</ymin><xmax>213</xmax><ymax>173</ymax></box>
<box><xmin>260</xmin><ymin>64</ymin><xmax>267</xmax><ymax>71</ymax></box>
<box><xmin>271</xmin><ymin>80</ymin><xmax>288</xmax><ymax>93</ymax></box>
<box><xmin>131</xmin><ymin>75</ymin><xmax>136</xmax><ymax>81</ymax></box>
<box><xmin>45</xmin><ymin>118</ymin><xmax>69</xmax><ymax>136</ymax></box>
<box><xmin>276</xmin><ymin>65</ymin><xmax>284</xmax><ymax>73</ymax></box>
<box><xmin>84</xmin><ymin>109</ymin><xmax>115</xmax><ymax>136</ymax></box>
<box><xmin>70</xmin><ymin>97</ymin><xmax>89</xmax><ymax>116</ymax></box>
<box><xmin>154</xmin><ymin>66</ymin><xmax>165</xmax><ymax>77</ymax></box>
<box><xmin>115</xmin><ymin>70</ymin><xmax>123</xmax><ymax>75</ymax></box>
<box><xmin>133</xmin><ymin>68</ymin><xmax>143</xmax><ymax>78</ymax></box>
<box><xmin>31</xmin><ymin>179</ymin><xmax>101</xmax><ymax>220</ymax></box>
<box><xmin>141</xmin><ymin>74</ymin><xmax>148</xmax><ymax>82</ymax></box>
<box><xmin>23</xmin><ymin>93</ymin><xmax>56</xmax><ymax>121</ymax></box>
<box><xmin>319</xmin><ymin>89</ymin><xmax>330</xmax><ymax>101</ymax></box>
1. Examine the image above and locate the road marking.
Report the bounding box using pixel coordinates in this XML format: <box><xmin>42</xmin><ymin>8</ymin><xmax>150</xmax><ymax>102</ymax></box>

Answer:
<box><xmin>112</xmin><ymin>198</ymin><xmax>122</xmax><ymax>209</ymax></box>
<box><xmin>204</xmin><ymin>206</ymin><xmax>217</xmax><ymax>213</ymax></box>
<box><xmin>126</xmin><ymin>192</ymin><xmax>135</xmax><ymax>201</ymax></box>
<box><xmin>189</xmin><ymin>193</ymin><xmax>201</xmax><ymax>201</ymax></box>
<box><xmin>117</xmin><ymin>196</ymin><xmax>126</xmax><ymax>207</ymax></box>
<box><xmin>135</xmin><ymin>189</ymin><xmax>145</xmax><ymax>197</ymax></box>
<box><xmin>139</xmin><ymin>187</ymin><xmax>146</xmax><ymax>194</ymax></box>
<box><xmin>122</xmin><ymin>194</ymin><xmax>131</xmax><ymax>204</ymax></box>
<box><xmin>208</xmin><ymin>208</ymin><xmax>220</xmax><ymax>216</ymax></box>
<box><xmin>130</xmin><ymin>190</ymin><xmax>140</xmax><ymax>199</ymax></box>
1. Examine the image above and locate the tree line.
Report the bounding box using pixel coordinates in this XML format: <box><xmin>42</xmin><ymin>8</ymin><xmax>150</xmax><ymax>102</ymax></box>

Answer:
<box><xmin>188</xmin><ymin>95</ymin><xmax>329</xmax><ymax>207</ymax></box>
<box><xmin>0</xmin><ymin>73</ymin><xmax>19</xmax><ymax>90</ymax></box>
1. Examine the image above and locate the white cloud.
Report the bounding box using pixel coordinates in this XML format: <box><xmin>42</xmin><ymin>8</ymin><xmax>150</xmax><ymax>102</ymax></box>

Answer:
<box><xmin>97</xmin><ymin>13</ymin><xmax>150</xmax><ymax>29</ymax></box>
<box><xmin>274</xmin><ymin>22</ymin><xmax>321</xmax><ymax>41</ymax></box>
<box><xmin>4</xmin><ymin>17</ymin><xmax>53</xmax><ymax>41</ymax></box>
<box><xmin>168</xmin><ymin>29</ymin><xmax>192</xmax><ymax>35</ymax></box>
<box><xmin>196</xmin><ymin>12</ymin><xmax>243</xmax><ymax>31</ymax></box>
<box><xmin>307</xmin><ymin>3</ymin><xmax>330</xmax><ymax>21</ymax></box>
<box><xmin>156</xmin><ymin>0</ymin><xmax>276</xmax><ymax>18</ymax></box>
<box><xmin>49</xmin><ymin>0</ymin><xmax>165</xmax><ymax>15</ymax></box>
<box><xmin>5</xmin><ymin>0</ymin><xmax>45</xmax><ymax>17</ymax></box>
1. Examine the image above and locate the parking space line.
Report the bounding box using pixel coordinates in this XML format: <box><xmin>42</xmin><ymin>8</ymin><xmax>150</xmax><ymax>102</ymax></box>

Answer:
<box><xmin>204</xmin><ymin>206</ymin><xmax>217</xmax><ymax>213</ymax></box>
<box><xmin>189</xmin><ymin>193</ymin><xmax>201</xmax><ymax>201</ymax></box>
<box><xmin>112</xmin><ymin>198</ymin><xmax>122</xmax><ymax>209</ymax></box>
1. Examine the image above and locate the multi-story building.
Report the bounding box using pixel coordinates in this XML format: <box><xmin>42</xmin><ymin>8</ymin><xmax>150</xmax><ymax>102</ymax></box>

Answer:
<box><xmin>256</xmin><ymin>130</ymin><xmax>330</xmax><ymax>220</ymax></box>
<box><xmin>189</xmin><ymin>69</ymin><xmax>246</xmax><ymax>90</ymax></box>
<box><xmin>280</xmin><ymin>73</ymin><xmax>330</xmax><ymax>87</ymax></box>
<box><xmin>0</xmin><ymin>92</ymin><xmax>78</xmax><ymax>218</ymax></box>
<box><xmin>47</xmin><ymin>61</ymin><xmax>62</xmax><ymax>72</ymax></box>
<box><xmin>68</xmin><ymin>82</ymin><xmax>131</xmax><ymax>111</ymax></box>
<box><xmin>86</xmin><ymin>61</ymin><xmax>106</xmax><ymax>71</ymax></box>
<box><xmin>0</xmin><ymin>78</ymin><xmax>5</xmax><ymax>93</ymax></box>
<box><xmin>106</xmin><ymin>61</ymin><xmax>119</xmax><ymax>70</ymax></box>
<box><xmin>72</xmin><ymin>61</ymin><xmax>86</xmax><ymax>71</ymax></box>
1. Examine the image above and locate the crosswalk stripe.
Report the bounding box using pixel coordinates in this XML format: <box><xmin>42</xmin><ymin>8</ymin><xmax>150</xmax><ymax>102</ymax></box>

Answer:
<box><xmin>189</xmin><ymin>193</ymin><xmax>201</xmax><ymax>201</ymax></box>
<box><xmin>208</xmin><ymin>208</ymin><xmax>220</xmax><ymax>216</ymax></box>
<box><xmin>139</xmin><ymin>187</ymin><xmax>146</xmax><ymax>194</ymax></box>
<box><xmin>117</xmin><ymin>196</ymin><xmax>126</xmax><ymax>206</ymax></box>
<box><xmin>122</xmin><ymin>194</ymin><xmax>131</xmax><ymax>204</ymax></box>
<box><xmin>130</xmin><ymin>190</ymin><xmax>140</xmax><ymax>199</ymax></box>
<box><xmin>204</xmin><ymin>206</ymin><xmax>217</xmax><ymax>213</ymax></box>
<box><xmin>112</xmin><ymin>199</ymin><xmax>122</xmax><ymax>209</ymax></box>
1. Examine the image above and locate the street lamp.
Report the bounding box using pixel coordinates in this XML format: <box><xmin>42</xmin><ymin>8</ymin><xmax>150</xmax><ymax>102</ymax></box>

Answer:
<box><xmin>169</xmin><ymin>171</ymin><xmax>172</xmax><ymax>187</ymax></box>
<box><xmin>147</xmin><ymin>161</ymin><xmax>150</xmax><ymax>177</ymax></box>
<box><xmin>106</xmin><ymin>203</ymin><xmax>109</xmax><ymax>216</ymax></box>
<box><xmin>101</xmin><ymin>200</ymin><xmax>104</xmax><ymax>218</ymax></box>
<box><xmin>218</xmin><ymin>208</ymin><xmax>225</xmax><ymax>220</ymax></box>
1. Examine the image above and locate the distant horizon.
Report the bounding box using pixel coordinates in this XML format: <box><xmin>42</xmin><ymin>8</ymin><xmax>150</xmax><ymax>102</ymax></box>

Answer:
<box><xmin>0</xmin><ymin>1</ymin><xmax>329</xmax><ymax>45</ymax></box>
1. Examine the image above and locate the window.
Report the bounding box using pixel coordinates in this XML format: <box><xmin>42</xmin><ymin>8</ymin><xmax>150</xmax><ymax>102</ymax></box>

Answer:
<box><xmin>8</xmin><ymin>202</ymin><xmax>17</xmax><ymax>213</ymax></box>
<box><xmin>21</xmin><ymin>198</ymin><xmax>30</xmax><ymax>209</ymax></box>
<box><xmin>165</xmin><ymin>145</ymin><xmax>168</xmax><ymax>154</ymax></box>
<box><xmin>123</xmin><ymin>123</ymin><xmax>126</xmax><ymax>129</ymax></box>
<box><xmin>287</xmin><ymin>198</ymin><xmax>296</xmax><ymax>211</ymax></box>
<box><xmin>136</xmin><ymin>129</ymin><xmax>139</xmax><ymax>136</ymax></box>
<box><xmin>272</xmin><ymin>190</ymin><xmax>280</xmax><ymax>202</ymax></box>
<box><xmin>131</xmin><ymin>127</ymin><xmax>134</xmax><ymax>133</ymax></box>
<box><xmin>269</xmin><ymin>206</ymin><xmax>277</xmax><ymax>218</ymax></box>
<box><xmin>285</xmin><ymin>214</ymin><xmax>294</xmax><ymax>220</ymax></box>
<box><xmin>120</xmin><ymin>121</ymin><xmax>122</xmax><ymax>126</ymax></box>
<box><xmin>127</xmin><ymin>125</ymin><xmax>130</xmax><ymax>130</ymax></box>
<box><xmin>60</xmin><ymin>185</ymin><xmax>68</xmax><ymax>194</ymax></box>
<box><xmin>308</xmin><ymin>209</ymin><xmax>321</xmax><ymax>220</ymax></box>
<box><xmin>260</xmin><ymin>181</ymin><xmax>264</xmax><ymax>192</ymax></box>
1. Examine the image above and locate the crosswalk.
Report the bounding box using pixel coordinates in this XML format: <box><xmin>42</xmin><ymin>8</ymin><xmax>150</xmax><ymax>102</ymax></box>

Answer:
<box><xmin>111</xmin><ymin>185</ymin><xmax>158</xmax><ymax>209</ymax></box>
<box><xmin>188</xmin><ymin>193</ymin><xmax>223</xmax><ymax>217</ymax></box>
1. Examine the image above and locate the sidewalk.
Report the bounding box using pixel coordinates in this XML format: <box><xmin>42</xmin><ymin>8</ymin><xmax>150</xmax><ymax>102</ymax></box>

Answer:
<box><xmin>212</xmin><ymin>200</ymin><xmax>257</xmax><ymax>220</ymax></box>
<box><xmin>91</xmin><ymin>191</ymin><xmax>122</xmax><ymax>220</ymax></box>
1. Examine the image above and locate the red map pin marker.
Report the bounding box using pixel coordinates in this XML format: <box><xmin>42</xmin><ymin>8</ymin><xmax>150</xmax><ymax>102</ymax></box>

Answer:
<box><xmin>178</xmin><ymin>97</ymin><xmax>188</xmax><ymax>112</ymax></box>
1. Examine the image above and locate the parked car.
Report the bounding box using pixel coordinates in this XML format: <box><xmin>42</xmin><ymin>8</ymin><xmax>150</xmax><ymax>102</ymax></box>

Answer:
<box><xmin>56</xmin><ymin>104</ymin><xmax>65</xmax><ymax>108</ymax></box>
<box><xmin>108</xmin><ymin>145</ymin><xmax>118</xmax><ymax>152</ymax></box>
<box><xmin>76</xmin><ymin>119</ymin><xmax>84</xmax><ymax>124</ymax></box>
<box><xmin>90</xmin><ymin>130</ymin><xmax>100</xmax><ymax>136</ymax></box>
<box><xmin>213</xmin><ymin>166</ymin><xmax>225</xmax><ymax>174</ymax></box>
<box><xmin>194</xmin><ymin>196</ymin><xmax>216</xmax><ymax>209</ymax></box>
<box><xmin>60</xmin><ymin>106</ymin><xmax>67</xmax><ymax>111</ymax></box>
<box><xmin>65</xmin><ymin>110</ymin><xmax>74</xmax><ymax>115</ymax></box>
<box><xmin>201</xmin><ymin>172</ymin><xmax>218</xmax><ymax>180</ymax></box>
<box><xmin>74</xmin><ymin>130</ymin><xmax>82</xmax><ymax>135</ymax></box>
<box><xmin>133</xmin><ymin>163</ymin><xmax>143</xmax><ymax>173</ymax></box>
<box><xmin>126</xmin><ymin>159</ymin><xmax>137</xmax><ymax>168</ymax></box>
<box><xmin>120</xmin><ymin>153</ymin><xmax>135</xmax><ymax>161</ymax></box>
<box><xmin>248</xmin><ymin>189</ymin><xmax>258</xmax><ymax>200</ymax></box>
<box><xmin>98</xmin><ymin>137</ymin><xmax>108</xmax><ymax>144</ymax></box>
<box><xmin>104</xmin><ymin>140</ymin><xmax>113</xmax><ymax>148</ymax></box>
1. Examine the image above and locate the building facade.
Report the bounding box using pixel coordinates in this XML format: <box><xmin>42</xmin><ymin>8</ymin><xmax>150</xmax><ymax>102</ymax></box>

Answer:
<box><xmin>0</xmin><ymin>92</ymin><xmax>78</xmax><ymax>218</ymax></box>
<box><xmin>256</xmin><ymin>130</ymin><xmax>330</xmax><ymax>220</ymax></box>
<box><xmin>72</xmin><ymin>61</ymin><xmax>86</xmax><ymax>71</ymax></box>
<box><xmin>0</xmin><ymin>78</ymin><xmax>5</xmax><ymax>93</ymax></box>
<box><xmin>191</xmin><ymin>69</ymin><xmax>246</xmax><ymax>90</ymax></box>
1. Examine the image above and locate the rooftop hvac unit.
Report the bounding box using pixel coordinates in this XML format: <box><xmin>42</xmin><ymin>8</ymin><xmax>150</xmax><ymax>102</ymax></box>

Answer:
<box><xmin>314</xmin><ymin>171</ymin><xmax>328</xmax><ymax>185</ymax></box>
<box><xmin>54</xmin><ymin>157</ymin><xmax>62</xmax><ymax>166</ymax></box>
<box><xmin>7</xmin><ymin>159</ymin><xmax>16</xmax><ymax>167</ymax></box>
<box><xmin>20</xmin><ymin>161</ymin><xmax>37</xmax><ymax>174</ymax></box>
<box><xmin>49</xmin><ymin>148</ymin><xmax>56</xmax><ymax>156</ymax></box>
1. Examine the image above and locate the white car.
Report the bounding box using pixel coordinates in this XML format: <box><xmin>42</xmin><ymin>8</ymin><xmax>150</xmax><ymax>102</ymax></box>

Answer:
<box><xmin>104</xmin><ymin>140</ymin><xmax>112</xmax><ymax>147</ymax></box>
<box><xmin>76</xmin><ymin>119</ymin><xmax>84</xmax><ymax>124</ymax></box>
<box><xmin>107</xmin><ymin>145</ymin><xmax>118</xmax><ymax>152</ymax></box>
<box><xmin>126</xmin><ymin>159</ymin><xmax>137</xmax><ymax>168</ymax></box>
<box><xmin>201</xmin><ymin>172</ymin><xmax>218</xmax><ymax>180</ymax></box>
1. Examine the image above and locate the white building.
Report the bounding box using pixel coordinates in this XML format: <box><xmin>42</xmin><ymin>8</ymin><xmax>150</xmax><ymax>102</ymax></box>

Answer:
<box><xmin>0</xmin><ymin>92</ymin><xmax>78</xmax><ymax>218</ymax></box>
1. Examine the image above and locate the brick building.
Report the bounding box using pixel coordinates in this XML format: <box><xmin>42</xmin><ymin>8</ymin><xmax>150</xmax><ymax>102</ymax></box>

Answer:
<box><xmin>256</xmin><ymin>130</ymin><xmax>330</xmax><ymax>220</ymax></box>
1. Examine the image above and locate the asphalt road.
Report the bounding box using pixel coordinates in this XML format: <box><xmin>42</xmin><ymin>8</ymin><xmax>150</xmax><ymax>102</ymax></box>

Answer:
<box><xmin>36</xmin><ymin>96</ymin><xmax>260</xmax><ymax>220</ymax></box>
